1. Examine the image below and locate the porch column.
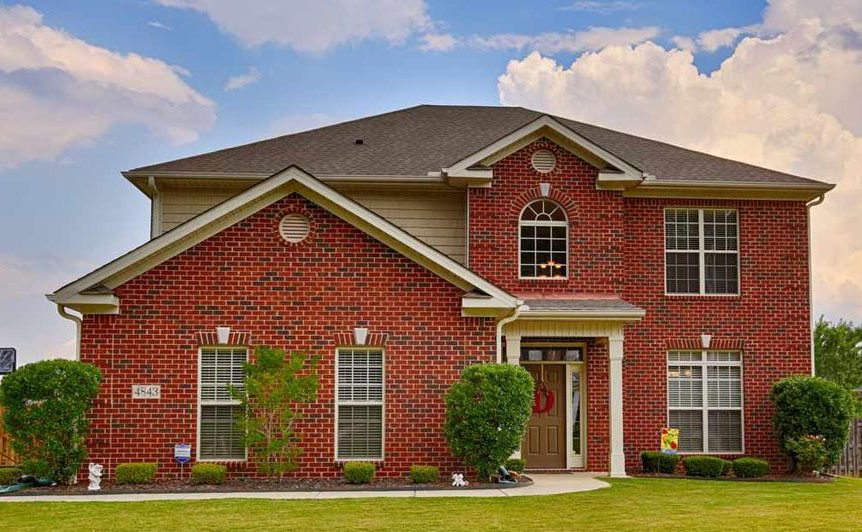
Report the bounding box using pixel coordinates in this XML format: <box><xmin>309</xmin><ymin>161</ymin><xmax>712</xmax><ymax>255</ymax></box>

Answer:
<box><xmin>608</xmin><ymin>336</ymin><xmax>627</xmax><ymax>477</ymax></box>
<box><xmin>505</xmin><ymin>334</ymin><xmax>521</xmax><ymax>365</ymax></box>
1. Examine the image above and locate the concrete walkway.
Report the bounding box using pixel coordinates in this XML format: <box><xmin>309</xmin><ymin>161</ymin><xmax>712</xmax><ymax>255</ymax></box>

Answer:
<box><xmin>0</xmin><ymin>473</ymin><xmax>609</xmax><ymax>502</ymax></box>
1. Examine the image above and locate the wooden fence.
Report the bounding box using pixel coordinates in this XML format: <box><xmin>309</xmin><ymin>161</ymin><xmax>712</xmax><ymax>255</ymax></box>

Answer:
<box><xmin>0</xmin><ymin>406</ymin><xmax>20</xmax><ymax>466</ymax></box>
<box><xmin>830</xmin><ymin>418</ymin><xmax>862</xmax><ymax>477</ymax></box>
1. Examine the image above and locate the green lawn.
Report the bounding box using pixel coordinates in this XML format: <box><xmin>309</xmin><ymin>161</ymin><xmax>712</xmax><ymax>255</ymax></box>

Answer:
<box><xmin>2</xmin><ymin>477</ymin><xmax>861</xmax><ymax>531</ymax></box>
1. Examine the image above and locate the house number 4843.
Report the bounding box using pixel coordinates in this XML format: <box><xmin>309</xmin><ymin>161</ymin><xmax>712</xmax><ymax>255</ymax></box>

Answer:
<box><xmin>132</xmin><ymin>385</ymin><xmax>161</xmax><ymax>399</ymax></box>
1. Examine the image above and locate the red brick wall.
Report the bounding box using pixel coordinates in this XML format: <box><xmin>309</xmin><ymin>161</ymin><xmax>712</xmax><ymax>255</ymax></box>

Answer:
<box><xmin>473</xmin><ymin>138</ymin><xmax>811</xmax><ymax>472</ymax></box>
<box><xmin>80</xmin><ymin>193</ymin><xmax>496</xmax><ymax>480</ymax></box>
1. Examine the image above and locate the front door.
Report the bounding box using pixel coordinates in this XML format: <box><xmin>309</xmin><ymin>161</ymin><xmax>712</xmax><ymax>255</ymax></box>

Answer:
<box><xmin>522</xmin><ymin>364</ymin><xmax>566</xmax><ymax>468</ymax></box>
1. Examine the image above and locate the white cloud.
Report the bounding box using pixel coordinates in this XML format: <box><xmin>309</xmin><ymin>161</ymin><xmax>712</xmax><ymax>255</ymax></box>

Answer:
<box><xmin>560</xmin><ymin>1</ymin><xmax>645</xmax><ymax>13</ymax></box>
<box><xmin>0</xmin><ymin>5</ymin><xmax>215</xmax><ymax>169</ymax></box>
<box><xmin>695</xmin><ymin>25</ymin><xmax>760</xmax><ymax>52</ymax></box>
<box><xmin>670</xmin><ymin>35</ymin><xmax>696</xmax><ymax>51</ymax></box>
<box><xmin>471</xmin><ymin>26</ymin><xmax>661</xmax><ymax>54</ymax></box>
<box><xmin>147</xmin><ymin>20</ymin><xmax>173</xmax><ymax>31</ymax></box>
<box><xmin>157</xmin><ymin>0</ymin><xmax>432</xmax><ymax>53</ymax></box>
<box><xmin>224</xmin><ymin>66</ymin><xmax>261</xmax><ymax>91</ymax></box>
<box><xmin>498</xmin><ymin>0</ymin><xmax>862</xmax><ymax>323</ymax></box>
<box><xmin>419</xmin><ymin>33</ymin><xmax>458</xmax><ymax>52</ymax></box>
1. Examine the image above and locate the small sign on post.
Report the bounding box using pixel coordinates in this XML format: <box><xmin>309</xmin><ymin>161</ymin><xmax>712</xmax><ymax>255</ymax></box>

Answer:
<box><xmin>661</xmin><ymin>428</ymin><xmax>679</xmax><ymax>454</ymax></box>
<box><xmin>174</xmin><ymin>444</ymin><xmax>191</xmax><ymax>464</ymax></box>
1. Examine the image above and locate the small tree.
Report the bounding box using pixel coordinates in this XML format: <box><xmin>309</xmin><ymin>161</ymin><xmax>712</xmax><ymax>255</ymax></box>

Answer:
<box><xmin>770</xmin><ymin>375</ymin><xmax>854</xmax><ymax>473</ymax></box>
<box><xmin>0</xmin><ymin>359</ymin><xmax>101</xmax><ymax>483</ymax></box>
<box><xmin>814</xmin><ymin>317</ymin><xmax>862</xmax><ymax>415</ymax></box>
<box><xmin>231</xmin><ymin>346</ymin><xmax>318</xmax><ymax>478</ymax></box>
<box><xmin>444</xmin><ymin>363</ymin><xmax>533</xmax><ymax>479</ymax></box>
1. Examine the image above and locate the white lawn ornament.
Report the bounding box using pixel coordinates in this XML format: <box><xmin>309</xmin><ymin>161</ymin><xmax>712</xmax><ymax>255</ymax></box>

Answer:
<box><xmin>451</xmin><ymin>473</ymin><xmax>469</xmax><ymax>487</ymax></box>
<box><xmin>88</xmin><ymin>463</ymin><xmax>103</xmax><ymax>491</ymax></box>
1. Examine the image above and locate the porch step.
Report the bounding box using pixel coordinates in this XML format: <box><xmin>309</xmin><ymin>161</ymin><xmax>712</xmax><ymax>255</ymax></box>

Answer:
<box><xmin>525</xmin><ymin>468</ymin><xmax>586</xmax><ymax>474</ymax></box>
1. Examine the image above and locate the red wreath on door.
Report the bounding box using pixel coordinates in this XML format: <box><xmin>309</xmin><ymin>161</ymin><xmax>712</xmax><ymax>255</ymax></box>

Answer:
<box><xmin>533</xmin><ymin>381</ymin><xmax>555</xmax><ymax>414</ymax></box>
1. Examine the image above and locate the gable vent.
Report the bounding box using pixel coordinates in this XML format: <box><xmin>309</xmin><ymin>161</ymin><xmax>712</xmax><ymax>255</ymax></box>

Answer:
<box><xmin>279</xmin><ymin>213</ymin><xmax>310</xmax><ymax>243</ymax></box>
<box><xmin>531</xmin><ymin>149</ymin><xmax>556</xmax><ymax>173</ymax></box>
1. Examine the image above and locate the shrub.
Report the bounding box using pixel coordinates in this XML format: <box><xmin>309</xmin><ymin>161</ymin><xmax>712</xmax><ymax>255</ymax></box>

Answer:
<box><xmin>785</xmin><ymin>435</ymin><xmax>828</xmax><ymax>474</ymax></box>
<box><xmin>505</xmin><ymin>458</ymin><xmax>526</xmax><ymax>474</ymax></box>
<box><xmin>191</xmin><ymin>463</ymin><xmax>227</xmax><ymax>485</ymax></box>
<box><xmin>0</xmin><ymin>467</ymin><xmax>22</xmax><ymax>485</ymax></box>
<box><xmin>721</xmin><ymin>459</ymin><xmax>733</xmax><ymax>476</ymax></box>
<box><xmin>409</xmin><ymin>465</ymin><xmax>439</xmax><ymax>484</ymax></box>
<box><xmin>683</xmin><ymin>456</ymin><xmax>725</xmax><ymax>477</ymax></box>
<box><xmin>230</xmin><ymin>347</ymin><xmax>319</xmax><ymax>478</ymax></box>
<box><xmin>0</xmin><ymin>359</ymin><xmax>101</xmax><ymax>483</ymax></box>
<box><xmin>114</xmin><ymin>463</ymin><xmax>157</xmax><ymax>484</ymax></box>
<box><xmin>343</xmin><ymin>462</ymin><xmax>375</xmax><ymax>484</ymax></box>
<box><xmin>771</xmin><ymin>376</ymin><xmax>854</xmax><ymax>470</ymax></box>
<box><xmin>733</xmin><ymin>457</ymin><xmax>770</xmax><ymax>478</ymax></box>
<box><xmin>444</xmin><ymin>364</ymin><xmax>534</xmax><ymax>479</ymax></box>
<box><xmin>641</xmin><ymin>451</ymin><xmax>681</xmax><ymax>474</ymax></box>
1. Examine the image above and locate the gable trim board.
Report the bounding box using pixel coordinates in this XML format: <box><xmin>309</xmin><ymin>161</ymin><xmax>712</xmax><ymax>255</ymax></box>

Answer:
<box><xmin>48</xmin><ymin>167</ymin><xmax>519</xmax><ymax>315</ymax></box>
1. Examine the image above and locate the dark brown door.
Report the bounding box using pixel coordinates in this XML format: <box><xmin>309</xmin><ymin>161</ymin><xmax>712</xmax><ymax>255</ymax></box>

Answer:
<box><xmin>522</xmin><ymin>364</ymin><xmax>566</xmax><ymax>468</ymax></box>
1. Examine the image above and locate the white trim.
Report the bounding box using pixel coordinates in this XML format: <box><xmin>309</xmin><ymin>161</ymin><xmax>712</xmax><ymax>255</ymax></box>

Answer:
<box><xmin>442</xmin><ymin>115</ymin><xmax>643</xmax><ymax>182</ymax></box>
<box><xmin>196</xmin><ymin>346</ymin><xmax>249</xmax><ymax>463</ymax></box>
<box><xmin>608</xmin><ymin>337</ymin><xmax>626</xmax><ymax>477</ymax></box>
<box><xmin>334</xmin><ymin>347</ymin><xmax>386</xmax><ymax>462</ymax></box>
<box><xmin>49</xmin><ymin>166</ymin><xmax>518</xmax><ymax>313</ymax></box>
<box><xmin>664</xmin><ymin>207</ymin><xmax>740</xmax><ymax>297</ymax></box>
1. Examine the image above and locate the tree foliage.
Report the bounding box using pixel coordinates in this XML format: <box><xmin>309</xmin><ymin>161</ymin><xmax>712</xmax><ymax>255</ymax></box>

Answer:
<box><xmin>444</xmin><ymin>363</ymin><xmax>533</xmax><ymax>480</ymax></box>
<box><xmin>770</xmin><ymin>375</ymin><xmax>854</xmax><ymax>470</ymax></box>
<box><xmin>815</xmin><ymin>317</ymin><xmax>862</xmax><ymax>414</ymax></box>
<box><xmin>230</xmin><ymin>346</ymin><xmax>318</xmax><ymax>478</ymax></box>
<box><xmin>0</xmin><ymin>359</ymin><xmax>101</xmax><ymax>483</ymax></box>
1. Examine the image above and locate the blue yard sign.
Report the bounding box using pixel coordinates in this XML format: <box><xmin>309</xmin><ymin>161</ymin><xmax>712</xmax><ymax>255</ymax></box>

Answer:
<box><xmin>174</xmin><ymin>444</ymin><xmax>191</xmax><ymax>464</ymax></box>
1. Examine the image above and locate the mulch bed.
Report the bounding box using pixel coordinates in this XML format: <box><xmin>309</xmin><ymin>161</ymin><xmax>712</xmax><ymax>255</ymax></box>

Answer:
<box><xmin>2</xmin><ymin>475</ymin><xmax>533</xmax><ymax>496</ymax></box>
<box><xmin>633</xmin><ymin>472</ymin><xmax>833</xmax><ymax>483</ymax></box>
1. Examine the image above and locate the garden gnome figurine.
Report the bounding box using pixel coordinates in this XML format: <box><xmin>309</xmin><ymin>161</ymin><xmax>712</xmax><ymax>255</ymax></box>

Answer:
<box><xmin>88</xmin><ymin>463</ymin><xmax>103</xmax><ymax>491</ymax></box>
<box><xmin>451</xmin><ymin>473</ymin><xmax>469</xmax><ymax>487</ymax></box>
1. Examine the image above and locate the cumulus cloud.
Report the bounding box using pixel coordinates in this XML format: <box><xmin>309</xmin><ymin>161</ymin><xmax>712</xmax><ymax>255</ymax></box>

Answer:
<box><xmin>419</xmin><ymin>33</ymin><xmax>458</xmax><ymax>52</ymax></box>
<box><xmin>498</xmin><ymin>0</ymin><xmax>862</xmax><ymax>323</ymax></box>
<box><xmin>224</xmin><ymin>66</ymin><xmax>261</xmax><ymax>91</ymax></box>
<box><xmin>471</xmin><ymin>26</ymin><xmax>661</xmax><ymax>54</ymax></box>
<box><xmin>0</xmin><ymin>4</ymin><xmax>215</xmax><ymax>169</ymax></box>
<box><xmin>695</xmin><ymin>25</ymin><xmax>760</xmax><ymax>52</ymax></box>
<box><xmin>156</xmin><ymin>0</ymin><xmax>432</xmax><ymax>53</ymax></box>
<box><xmin>559</xmin><ymin>1</ymin><xmax>645</xmax><ymax>13</ymax></box>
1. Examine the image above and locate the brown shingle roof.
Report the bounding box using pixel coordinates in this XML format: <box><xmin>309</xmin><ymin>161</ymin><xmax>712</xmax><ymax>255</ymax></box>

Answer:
<box><xmin>127</xmin><ymin>104</ymin><xmax>828</xmax><ymax>186</ymax></box>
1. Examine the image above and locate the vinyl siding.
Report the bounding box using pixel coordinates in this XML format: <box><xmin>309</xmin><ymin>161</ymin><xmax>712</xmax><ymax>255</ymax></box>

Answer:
<box><xmin>157</xmin><ymin>183</ymin><xmax>467</xmax><ymax>264</ymax></box>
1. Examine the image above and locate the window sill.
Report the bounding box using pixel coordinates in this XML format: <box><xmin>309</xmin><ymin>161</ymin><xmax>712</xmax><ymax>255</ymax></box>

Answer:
<box><xmin>335</xmin><ymin>457</ymin><xmax>385</xmax><ymax>462</ymax></box>
<box><xmin>519</xmin><ymin>277</ymin><xmax>569</xmax><ymax>281</ymax></box>
<box><xmin>677</xmin><ymin>451</ymin><xmax>745</xmax><ymax>456</ymax></box>
<box><xmin>664</xmin><ymin>293</ymin><xmax>740</xmax><ymax>299</ymax></box>
<box><xmin>196</xmin><ymin>458</ymin><xmax>248</xmax><ymax>463</ymax></box>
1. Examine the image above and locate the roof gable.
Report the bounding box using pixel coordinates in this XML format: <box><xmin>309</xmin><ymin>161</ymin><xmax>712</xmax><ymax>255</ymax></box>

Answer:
<box><xmin>49</xmin><ymin>167</ymin><xmax>517</xmax><ymax>313</ymax></box>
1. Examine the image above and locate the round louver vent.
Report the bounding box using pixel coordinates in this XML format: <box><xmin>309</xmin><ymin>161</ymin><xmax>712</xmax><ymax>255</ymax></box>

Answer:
<box><xmin>279</xmin><ymin>213</ymin><xmax>310</xmax><ymax>243</ymax></box>
<box><xmin>531</xmin><ymin>149</ymin><xmax>556</xmax><ymax>173</ymax></box>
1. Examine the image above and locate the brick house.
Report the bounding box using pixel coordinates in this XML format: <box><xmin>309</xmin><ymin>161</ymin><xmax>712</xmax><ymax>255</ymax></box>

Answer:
<box><xmin>49</xmin><ymin>105</ymin><xmax>833</xmax><ymax>478</ymax></box>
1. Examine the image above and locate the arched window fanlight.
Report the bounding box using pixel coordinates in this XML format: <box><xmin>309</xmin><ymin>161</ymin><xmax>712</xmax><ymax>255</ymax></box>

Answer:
<box><xmin>519</xmin><ymin>199</ymin><xmax>568</xmax><ymax>279</ymax></box>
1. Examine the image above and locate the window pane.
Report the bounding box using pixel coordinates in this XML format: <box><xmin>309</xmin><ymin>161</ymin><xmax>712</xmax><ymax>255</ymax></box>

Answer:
<box><xmin>666</xmin><ymin>252</ymin><xmax>700</xmax><ymax>293</ymax></box>
<box><xmin>707</xmin><ymin>366</ymin><xmax>742</xmax><ymax>408</ymax></box>
<box><xmin>669</xmin><ymin>410</ymin><xmax>703</xmax><ymax>452</ymax></box>
<box><xmin>572</xmin><ymin>371</ymin><xmax>581</xmax><ymax>455</ymax></box>
<box><xmin>337</xmin><ymin>349</ymin><xmax>383</xmax><ymax>402</ymax></box>
<box><xmin>704</xmin><ymin>210</ymin><xmax>738</xmax><ymax>251</ymax></box>
<box><xmin>665</xmin><ymin>209</ymin><xmax>700</xmax><ymax>250</ymax></box>
<box><xmin>337</xmin><ymin>405</ymin><xmax>383</xmax><ymax>459</ymax></box>
<box><xmin>668</xmin><ymin>365</ymin><xmax>703</xmax><ymax>408</ymax></box>
<box><xmin>200</xmin><ymin>404</ymin><xmax>244</xmax><ymax>460</ymax></box>
<box><xmin>200</xmin><ymin>348</ymin><xmax>246</xmax><ymax>402</ymax></box>
<box><xmin>708</xmin><ymin>410</ymin><xmax>742</xmax><ymax>452</ymax></box>
<box><xmin>705</xmin><ymin>253</ymin><xmax>738</xmax><ymax>294</ymax></box>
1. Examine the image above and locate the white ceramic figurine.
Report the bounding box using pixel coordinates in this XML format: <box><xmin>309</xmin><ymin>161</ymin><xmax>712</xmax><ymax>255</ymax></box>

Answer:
<box><xmin>88</xmin><ymin>463</ymin><xmax>103</xmax><ymax>491</ymax></box>
<box><xmin>451</xmin><ymin>473</ymin><xmax>469</xmax><ymax>487</ymax></box>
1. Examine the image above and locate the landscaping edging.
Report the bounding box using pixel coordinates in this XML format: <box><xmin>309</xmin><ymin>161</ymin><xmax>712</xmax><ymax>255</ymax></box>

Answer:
<box><xmin>632</xmin><ymin>472</ymin><xmax>833</xmax><ymax>483</ymax></box>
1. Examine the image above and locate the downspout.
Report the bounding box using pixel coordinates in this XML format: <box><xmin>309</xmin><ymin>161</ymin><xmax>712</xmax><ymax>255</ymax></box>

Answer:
<box><xmin>807</xmin><ymin>194</ymin><xmax>826</xmax><ymax>376</ymax></box>
<box><xmin>496</xmin><ymin>303</ymin><xmax>527</xmax><ymax>363</ymax></box>
<box><xmin>56</xmin><ymin>304</ymin><xmax>82</xmax><ymax>361</ymax></box>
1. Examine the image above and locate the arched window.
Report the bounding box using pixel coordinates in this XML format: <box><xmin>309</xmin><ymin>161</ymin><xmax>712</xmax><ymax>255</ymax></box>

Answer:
<box><xmin>519</xmin><ymin>199</ymin><xmax>568</xmax><ymax>279</ymax></box>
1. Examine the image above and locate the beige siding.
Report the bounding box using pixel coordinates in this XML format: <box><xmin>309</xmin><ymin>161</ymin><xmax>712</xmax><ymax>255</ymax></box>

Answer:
<box><xmin>156</xmin><ymin>182</ymin><xmax>467</xmax><ymax>264</ymax></box>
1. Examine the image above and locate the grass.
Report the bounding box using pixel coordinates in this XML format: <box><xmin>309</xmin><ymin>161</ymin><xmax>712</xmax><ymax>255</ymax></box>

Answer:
<box><xmin>2</xmin><ymin>477</ymin><xmax>861</xmax><ymax>531</ymax></box>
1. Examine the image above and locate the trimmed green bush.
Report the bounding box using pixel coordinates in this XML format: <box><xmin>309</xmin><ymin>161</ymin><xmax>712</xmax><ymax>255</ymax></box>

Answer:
<box><xmin>0</xmin><ymin>467</ymin><xmax>22</xmax><ymax>485</ymax></box>
<box><xmin>191</xmin><ymin>463</ymin><xmax>227</xmax><ymax>485</ymax></box>
<box><xmin>721</xmin><ymin>459</ymin><xmax>733</xmax><ymax>476</ymax></box>
<box><xmin>409</xmin><ymin>465</ymin><xmax>439</xmax><ymax>484</ymax></box>
<box><xmin>771</xmin><ymin>376</ymin><xmax>854</xmax><ymax>471</ymax></box>
<box><xmin>343</xmin><ymin>462</ymin><xmax>375</xmax><ymax>484</ymax></box>
<box><xmin>444</xmin><ymin>364</ymin><xmax>534</xmax><ymax>479</ymax></box>
<box><xmin>785</xmin><ymin>435</ymin><xmax>829</xmax><ymax>473</ymax></box>
<box><xmin>733</xmin><ymin>457</ymin><xmax>770</xmax><ymax>478</ymax></box>
<box><xmin>0</xmin><ymin>359</ymin><xmax>101</xmax><ymax>483</ymax></box>
<box><xmin>641</xmin><ymin>451</ymin><xmax>681</xmax><ymax>474</ymax></box>
<box><xmin>114</xmin><ymin>463</ymin><xmax>157</xmax><ymax>484</ymax></box>
<box><xmin>683</xmin><ymin>456</ymin><xmax>725</xmax><ymax>478</ymax></box>
<box><xmin>505</xmin><ymin>458</ymin><xmax>526</xmax><ymax>474</ymax></box>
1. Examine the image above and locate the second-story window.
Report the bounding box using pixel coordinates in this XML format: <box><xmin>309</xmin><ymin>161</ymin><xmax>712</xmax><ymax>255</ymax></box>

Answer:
<box><xmin>520</xmin><ymin>199</ymin><xmax>568</xmax><ymax>279</ymax></box>
<box><xmin>665</xmin><ymin>208</ymin><xmax>739</xmax><ymax>295</ymax></box>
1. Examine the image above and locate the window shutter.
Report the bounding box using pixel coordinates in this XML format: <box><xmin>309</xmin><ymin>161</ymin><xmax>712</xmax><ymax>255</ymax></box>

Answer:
<box><xmin>708</xmin><ymin>411</ymin><xmax>742</xmax><ymax>452</ymax></box>
<box><xmin>336</xmin><ymin>349</ymin><xmax>384</xmax><ymax>459</ymax></box>
<box><xmin>199</xmin><ymin>348</ymin><xmax>247</xmax><ymax>460</ymax></box>
<box><xmin>669</xmin><ymin>410</ymin><xmax>703</xmax><ymax>452</ymax></box>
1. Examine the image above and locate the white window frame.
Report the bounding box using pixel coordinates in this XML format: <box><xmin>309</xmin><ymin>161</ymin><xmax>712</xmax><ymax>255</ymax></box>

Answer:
<box><xmin>666</xmin><ymin>350</ymin><xmax>745</xmax><ymax>455</ymax></box>
<box><xmin>518</xmin><ymin>200</ymin><xmax>569</xmax><ymax>281</ymax></box>
<box><xmin>664</xmin><ymin>208</ymin><xmax>740</xmax><ymax>296</ymax></box>
<box><xmin>196</xmin><ymin>346</ymin><xmax>248</xmax><ymax>462</ymax></box>
<box><xmin>334</xmin><ymin>347</ymin><xmax>385</xmax><ymax>462</ymax></box>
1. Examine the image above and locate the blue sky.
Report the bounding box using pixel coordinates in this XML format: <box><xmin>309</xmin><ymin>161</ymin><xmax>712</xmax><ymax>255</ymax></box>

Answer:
<box><xmin>2</xmin><ymin>1</ymin><xmax>861</xmax><ymax>365</ymax></box>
